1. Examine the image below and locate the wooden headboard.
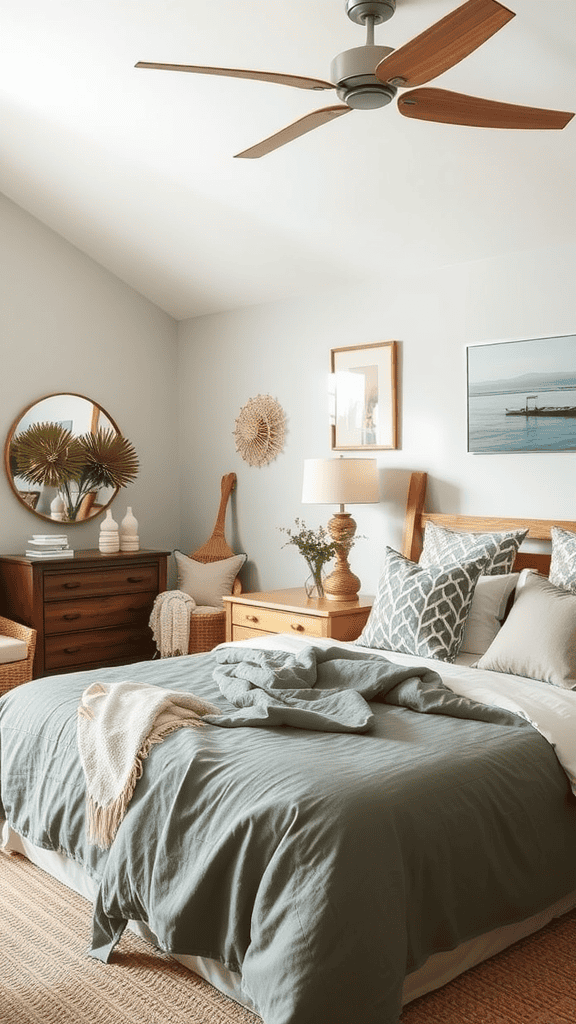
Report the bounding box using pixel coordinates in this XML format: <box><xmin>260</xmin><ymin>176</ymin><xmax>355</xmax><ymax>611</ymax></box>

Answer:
<box><xmin>402</xmin><ymin>471</ymin><xmax>576</xmax><ymax>575</ymax></box>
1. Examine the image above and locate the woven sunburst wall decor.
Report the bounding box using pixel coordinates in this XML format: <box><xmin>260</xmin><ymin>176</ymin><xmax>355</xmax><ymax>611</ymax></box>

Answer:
<box><xmin>233</xmin><ymin>394</ymin><xmax>286</xmax><ymax>467</ymax></box>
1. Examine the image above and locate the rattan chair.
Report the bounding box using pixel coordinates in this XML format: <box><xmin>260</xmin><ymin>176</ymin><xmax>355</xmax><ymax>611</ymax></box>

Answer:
<box><xmin>0</xmin><ymin>617</ymin><xmax>37</xmax><ymax>695</ymax></box>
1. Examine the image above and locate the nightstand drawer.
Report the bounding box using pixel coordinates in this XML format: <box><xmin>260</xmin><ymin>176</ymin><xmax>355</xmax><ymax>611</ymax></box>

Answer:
<box><xmin>232</xmin><ymin>604</ymin><xmax>324</xmax><ymax>637</ymax></box>
<box><xmin>44</xmin><ymin>563</ymin><xmax>159</xmax><ymax>601</ymax></box>
<box><xmin>224</xmin><ymin>588</ymin><xmax>373</xmax><ymax>646</ymax></box>
<box><xmin>232</xmin><ymin>624</ymin><xmax>271</xmax><ymax>642</ymax></box>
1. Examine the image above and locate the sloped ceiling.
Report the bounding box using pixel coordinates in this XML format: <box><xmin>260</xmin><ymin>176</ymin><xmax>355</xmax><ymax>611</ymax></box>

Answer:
<box><xmin>1</xmin><ymin>1</ymin><xmax>575</xmax><ymax>319</ymax></box>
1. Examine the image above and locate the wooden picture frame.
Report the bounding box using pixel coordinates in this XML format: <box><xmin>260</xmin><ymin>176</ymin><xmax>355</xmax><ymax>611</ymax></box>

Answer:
<box><xmin>330</xmin><ymin>340</ymin><xmax>397</xmax><ymax>450</ymax></box>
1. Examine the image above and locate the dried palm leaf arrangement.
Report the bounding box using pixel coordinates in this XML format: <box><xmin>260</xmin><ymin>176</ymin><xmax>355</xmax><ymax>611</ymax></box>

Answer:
<box><xmin>234</xmin><ymin>395</ymin><xmax>286</xmax><ymax>467</ymax></box>
<box><xmin>10</xmin><ymin>423</ymin><xmax>138</xmax><ymax>521</ymax></box>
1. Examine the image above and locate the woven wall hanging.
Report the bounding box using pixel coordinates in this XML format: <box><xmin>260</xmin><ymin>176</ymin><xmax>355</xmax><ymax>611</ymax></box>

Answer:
<box><xmin>233</xmin><ymin>394</ymin><xmax>286</xmax><ymax>467</ymax></box>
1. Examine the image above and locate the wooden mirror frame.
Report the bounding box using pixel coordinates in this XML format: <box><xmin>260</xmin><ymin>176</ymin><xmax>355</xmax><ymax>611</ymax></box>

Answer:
<box><xmin>4</xmin><ymin>393</ymin><xmax>123</xmax><ymax>524</ymax></box>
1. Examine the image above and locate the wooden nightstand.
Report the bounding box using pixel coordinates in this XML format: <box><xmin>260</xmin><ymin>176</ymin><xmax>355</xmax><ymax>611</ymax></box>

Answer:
<box><xmin>0</xmin><ymin>549</ymin><xmax>169</xmax><ymax>678</ymax></box>
<box><xmin>223</xmin><ymin>587</ymin><xmax>373</xmax><ymax>644</ymax></box>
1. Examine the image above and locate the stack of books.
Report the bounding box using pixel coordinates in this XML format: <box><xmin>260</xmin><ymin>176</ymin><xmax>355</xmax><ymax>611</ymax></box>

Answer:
<box><xmin>26</xmin><ymin>535</ymin><xmax>74</xmax><ymax>559</ymax></box>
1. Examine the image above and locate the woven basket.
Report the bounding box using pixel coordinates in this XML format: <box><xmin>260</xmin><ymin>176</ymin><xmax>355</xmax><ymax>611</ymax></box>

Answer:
<box><xmin>187</xmin><ymin>608</ymin><xmax>227</xmax><ymax>655</ymax></box>
<box><xmin>0</xmin><ymin>617</ymin><xmax>37</xmax><ymax>695</ymax></box>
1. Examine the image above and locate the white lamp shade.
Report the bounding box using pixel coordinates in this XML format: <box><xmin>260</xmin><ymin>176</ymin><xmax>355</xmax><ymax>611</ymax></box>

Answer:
<box><xmin>302</xmin><ymin>458</ymin><xmax>379</xmax><ymax>505</ymax></box>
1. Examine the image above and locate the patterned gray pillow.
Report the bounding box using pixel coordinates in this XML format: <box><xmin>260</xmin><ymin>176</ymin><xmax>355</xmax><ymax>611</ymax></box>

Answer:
<box><xmin>550</xmin><ymin>527</ymin><xmax>576</xmax><ymax>593</ymax></box>
<box><xmin>420</xmin><ymin>522</ymin><xmax>528</xmax><ymax>576</ymax></box>
<box><xmin>356</xmin><ymin>547</ymin><xmax>487</xmax><ymax>662</ymax></box>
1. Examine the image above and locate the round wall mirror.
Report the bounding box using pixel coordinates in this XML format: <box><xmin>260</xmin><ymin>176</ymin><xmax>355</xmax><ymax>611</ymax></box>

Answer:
<box><xmin>4</xmin><ymin>393</ymin><xmax>138</xmax><ymax>524</ymax></box>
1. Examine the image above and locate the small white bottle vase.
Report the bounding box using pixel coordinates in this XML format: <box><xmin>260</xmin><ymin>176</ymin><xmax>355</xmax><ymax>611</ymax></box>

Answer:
<box><xmin>120</xmin><ymin>506</ymin><xmax>139</xmax><ymax>552</ymax></box>
<box><xmin>50</xmin><ymin>493</ymin><xmax>66</xmax><ymax>521</ymax></box>
<box><xmin>99</xmin><ymin>508</ymin><xmax>120</xmax><ymax>554</ymax></box>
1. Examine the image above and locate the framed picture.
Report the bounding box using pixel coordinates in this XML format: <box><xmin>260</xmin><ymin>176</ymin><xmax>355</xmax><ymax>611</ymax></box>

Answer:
<box><xmin>330</xmin><ymin>340</ymin><xmax>398</xmax><ymax>450</ymax></box>
<box><xmin>467</xmin><ymin>334</ymin><xmax>576</xmax><ymax>453</ymax></box>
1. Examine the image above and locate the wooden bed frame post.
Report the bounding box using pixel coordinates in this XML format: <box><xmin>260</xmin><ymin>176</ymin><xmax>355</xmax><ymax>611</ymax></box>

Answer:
<box><xmin>402</xmin><ymin>471</ymin><xmax>427</xmax><ymax>562</ymax></box>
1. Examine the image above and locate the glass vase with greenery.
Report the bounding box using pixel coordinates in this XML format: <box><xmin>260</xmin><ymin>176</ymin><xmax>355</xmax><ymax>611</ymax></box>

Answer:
<box><xmin>279</xmin><ymin>518</ymin><xmax>337</xmax><ymax>599</ymax></box>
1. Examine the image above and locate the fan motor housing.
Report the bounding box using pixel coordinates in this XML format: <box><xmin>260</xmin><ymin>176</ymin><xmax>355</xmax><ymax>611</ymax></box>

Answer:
<box><xmin>345</xmin><ymin>0</ymin><xmax>396</xmax><ymax>26</ymax></box>
<box><xmin>331</xmin><ymin>45</ymin><xmax>397</xmax><ymax>109</ymax></box>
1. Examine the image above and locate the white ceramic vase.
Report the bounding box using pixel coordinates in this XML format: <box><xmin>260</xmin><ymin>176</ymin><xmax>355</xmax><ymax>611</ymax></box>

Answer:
<box><xmin>50</xmin><ymin>493</ymin><xmax>66</xmax><ymax>521</ymax></box>
<box><xmin>120</xmin><ymin>506</ymin><xmax>140</xmax><ymax>552</ymax></box>
<box><xmin>99</xmin><ymin>508</ymin><xmax>120</xmax><ymax>553</ymax></box>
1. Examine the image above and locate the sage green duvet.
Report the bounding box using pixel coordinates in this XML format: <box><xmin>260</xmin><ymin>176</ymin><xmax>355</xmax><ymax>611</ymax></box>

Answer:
<box><xmin>2</xmin><ymin>644</ymin><xmax>576</xmax><ymax>1024</ymax></box>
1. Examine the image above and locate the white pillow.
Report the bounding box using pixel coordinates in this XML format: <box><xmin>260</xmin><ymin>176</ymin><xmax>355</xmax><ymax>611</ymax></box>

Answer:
<box><xmin>459</xmin><ymin>573</ymin><xmax>519</xmax><ymax>656</ymax></box>
<box><xmin>173</xmin><ymin>550</ymin><xmax>246</xmax><ymax>609</ymax></box>
<box><xmin>476</xmin><ymin>571</ymin><xmax>576</xmax><ymax>689</ymax></box>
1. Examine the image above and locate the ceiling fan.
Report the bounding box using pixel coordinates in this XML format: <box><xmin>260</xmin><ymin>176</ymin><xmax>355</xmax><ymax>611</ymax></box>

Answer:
<box><xmin>135</xmin><ymin>0</ymin><xmax>574</xmax><ymax>158</ymax></box>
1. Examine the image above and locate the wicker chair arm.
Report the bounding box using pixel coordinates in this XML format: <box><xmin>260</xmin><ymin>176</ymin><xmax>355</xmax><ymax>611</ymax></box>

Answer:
<box><xmin>0</xmin><ymin>616</ymin><xmax>37</xmax><ymax>694</ymax></box>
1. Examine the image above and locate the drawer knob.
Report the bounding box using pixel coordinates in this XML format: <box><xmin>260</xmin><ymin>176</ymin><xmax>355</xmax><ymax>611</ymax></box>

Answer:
<box><xmin>63</xmin><ymin>613</ymin><xmax>81</xmax><ymax>621</ymax></box>
<box><xmin>127</xmin><ymin>576</ymin><xmax>145</xmax><ymax>584</ymax></box>
<box><xmin>246</xmin><ymin>614</ymin><xmax>259</xmax><ymax>623</ymax></box>
<box><xmin>64</xmin><ymin>646</ymin><xmax>81</xmax><ymax>654</ymax></box>
<box><xmin>63</xmin><ymin>581</ymin><xmax>81</xmax><ymax>590</ymax></box>
<box><xmin>291</xmin><ymin>623</ymin><xmax>305</xmax><ymax>632</ymax></box>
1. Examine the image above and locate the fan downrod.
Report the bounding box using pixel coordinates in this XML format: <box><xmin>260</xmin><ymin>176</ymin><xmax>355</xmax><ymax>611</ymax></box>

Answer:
<box><xmin>345</xmin><ymin>0</ymin><xmax>396</xmax><ymax>26</ymax></box>
<box><xmin>333</xmin><ymin>0</ymin><xmax>397</xmax><ymax>110</ymax></box>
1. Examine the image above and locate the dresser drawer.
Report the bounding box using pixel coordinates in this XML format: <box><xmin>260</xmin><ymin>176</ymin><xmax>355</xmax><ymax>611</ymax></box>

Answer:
<box><xmin>231</xmin><ymin>604</ymin><xmax>324</xmax><ymax>637</ymax></box>
<box><xmin>44</xmin><ymin>592</ymin><xmax>155</xmax><ymax>635</ymax></box>
<box><xmin>44</xmin><ymin>563</ymin><xmax>159</xmax><ymax>601</ymax></box>
<box><xmin>44</xmin><ymin>625</ymin><xmax>154</xmax><ymax>671</ymax></box>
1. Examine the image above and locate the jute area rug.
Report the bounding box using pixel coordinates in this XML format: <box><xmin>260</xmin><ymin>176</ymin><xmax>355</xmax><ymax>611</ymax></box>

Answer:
<box><xmin>2</xmin><ymin>850</ymin><xmax>576</xmax><ymax>1024</ymax></box>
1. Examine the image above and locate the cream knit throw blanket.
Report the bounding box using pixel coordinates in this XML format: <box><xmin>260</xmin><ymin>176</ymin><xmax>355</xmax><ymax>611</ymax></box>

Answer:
<box><xmin>149</xmin><ymin>590</ymin><xmax>196</xmax><ymax>657</ymax></box>
<box><xmin>77</xmin><ymin>680</ymin><xmax>220</xmax><ymax>849</ymax></box>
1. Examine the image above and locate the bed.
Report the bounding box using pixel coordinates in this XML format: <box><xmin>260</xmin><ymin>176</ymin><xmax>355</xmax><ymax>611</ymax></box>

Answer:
<box><xmin>2</xmin><ymin>469</ymin><xmax>576</xmax><ymax>1024</ymax></box>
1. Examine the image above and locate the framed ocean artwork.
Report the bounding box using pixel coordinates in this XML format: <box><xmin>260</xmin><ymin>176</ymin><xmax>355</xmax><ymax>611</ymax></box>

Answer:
<box><xmin>467</xmin><ymin>334</ymin><xmax>576</xmax><ymax>453</ymax></box>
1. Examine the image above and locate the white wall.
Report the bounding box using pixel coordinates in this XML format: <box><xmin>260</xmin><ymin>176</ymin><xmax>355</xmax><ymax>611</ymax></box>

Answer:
<box><xmin>177</xmin><ymin>243</ymin><xmax>576</xmax><ymax>596</ymax></box>
<box><xmin>0</xmin><ymin>194</ymin><xmax>180</xmax><ymax>555</ymax></box>
<box><xmin>3</xmin><ymin>187</ymin><xmax>574</xmax><ymax>597</ymax></box>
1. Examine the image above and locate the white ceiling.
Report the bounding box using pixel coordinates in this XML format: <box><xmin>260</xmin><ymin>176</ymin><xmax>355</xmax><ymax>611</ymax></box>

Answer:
<box><xmin>1</xmin><ymin>1</ymin><xmax>575</xmax><ymax>319</ymax></box>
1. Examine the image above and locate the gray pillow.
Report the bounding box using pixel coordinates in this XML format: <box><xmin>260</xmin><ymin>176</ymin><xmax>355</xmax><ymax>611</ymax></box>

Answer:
<box><xmin>550</xmin><ymin>527</ymin><xmax>576</xmax><ymax>594</ymax></box>
<box><xmin>356</xmin><ymin>547</ymin><xmax>486</xmax><ymax>663</ymax></box>
<box><xmin>460</xmin><ymin>573</ymin><xmax>519</xmax><ymax>656</ymax></box>
<box><xmin>420</xmin><ymin>521</ymin><xmax>528</xmax><ymax>576</ymax></box>
<box><xmin>476</xmin><ymin>571</ymin><xmax>576</xmax><ymax>689</ymax></box>
<box><xmin>174</xmin><ymin>550</ymin><xmax>246</xmax><ymax>609</ymax></box>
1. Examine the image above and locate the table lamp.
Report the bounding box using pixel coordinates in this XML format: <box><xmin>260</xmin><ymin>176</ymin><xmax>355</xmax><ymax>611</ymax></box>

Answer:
<box><xmin>301</xmin><ymin>457</ymin><xmax>379</xmax><ymax>601</ymax></box>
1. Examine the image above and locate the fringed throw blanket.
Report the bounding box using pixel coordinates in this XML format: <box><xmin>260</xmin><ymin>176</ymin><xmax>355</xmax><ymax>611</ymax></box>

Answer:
<box><xmin>149</xmin><ymin>590</ymin><xmax>196</xmax><ymax>658</ymax></box>
<box><xmin>77</xmin><ymin>680</ymin><xmax>220</xmax><ymax>849</ymax></box>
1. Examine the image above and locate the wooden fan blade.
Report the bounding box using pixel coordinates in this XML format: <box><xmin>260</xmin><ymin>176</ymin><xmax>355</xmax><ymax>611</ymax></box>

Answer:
<box><xmin>375</xmin><ymin>0</ymin><xmax>515</xmax><ymax>88</ymax></box>
<box><xmin>234</xmin><ymin>105</ymin><xmax>351</xmax><ymax>159</ymax></box>
<box><xmin>135</xmin><ymin>62</ymin><xmax>334</xmax><ymax>92</ymax></box>
<box><xmin>398</xmin><ymin>88</ymin><xmax>575</xmax><ymax>129</ymax></box>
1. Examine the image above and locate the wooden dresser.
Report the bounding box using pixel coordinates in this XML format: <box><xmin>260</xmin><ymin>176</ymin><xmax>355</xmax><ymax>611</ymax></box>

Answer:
<box><xmin>224</xmin><ymin>587</ymin><xmax>373</xmax><ymax>644</ymax></box>
<box><xmin>0</xmin><ymin>549</ymin><xmax>169</xmax><ymax>678</ymax></box>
